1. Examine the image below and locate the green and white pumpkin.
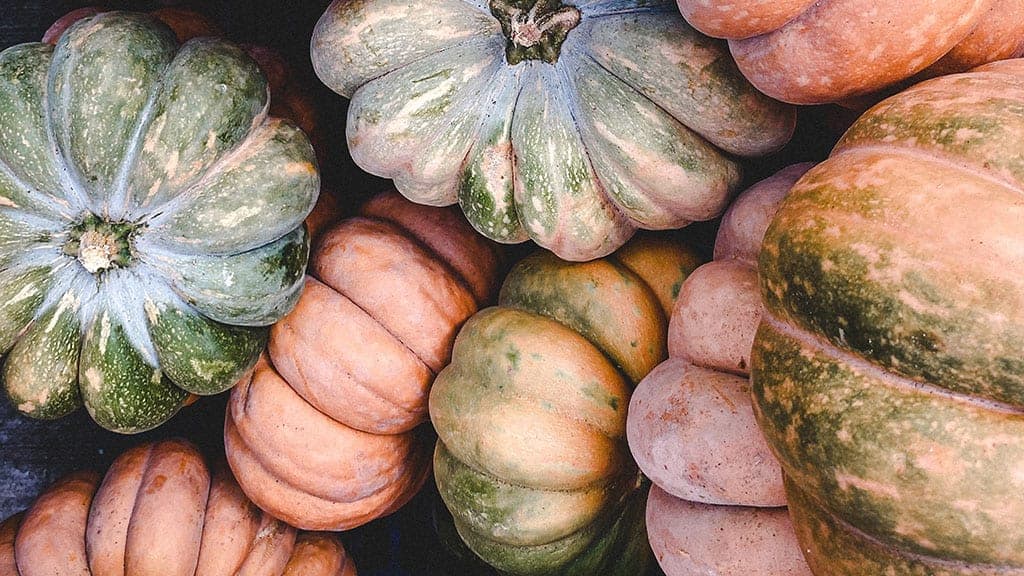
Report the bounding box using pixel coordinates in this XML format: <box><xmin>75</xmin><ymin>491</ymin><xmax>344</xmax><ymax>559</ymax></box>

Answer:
<box><xmin>0</xmin><ymin>12</ymin><xmax>318</xmax><ymax>433</ymax></box>
<box><xmin>311</xmin><ymin>0</ymin><xmax>795</xmax><ymax>261</ymax></box>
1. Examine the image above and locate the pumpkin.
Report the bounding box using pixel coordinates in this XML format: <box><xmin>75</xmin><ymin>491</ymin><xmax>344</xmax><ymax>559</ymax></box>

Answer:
<box><xmin>0</xmin><ymin>11</ymin><xmax>318</xmax><ymax>433</ymax></box>
<box><xmin>429</xmin><ymin>235</ymin><xmax>702</xmax><ymax>574</ymax></box>
<box><xmin>627</xmin><ymin>165</ymin><xmax>813</xmax><ymax>575</ymax></box>
<box><xmin>675</xmin><ymin>0</ymin><xmax>1024</xmax><ymax>105</ymax></box>
<box><xmin>0</xmin><ymin>439</ymin><xmax>355</xmax><ymax>576</ymax></box>
<box><xmin>752</xmin><ymin>59</ymin><xmax>1024</xmax><ymax>574</ymax></box>
<box><xmin>309</xmin><ymin>0</ymin><xmax>795</xmax><ymax>261</ymax></box>
<box><xmin>43</xmin><ymin>7</ymin><xmax>338</xmax><ymax>237</ymax></box>
<box><xmin>225</xmin><ymin>190</ymin><xmax>502</xmax><ymax>531</ymax></box>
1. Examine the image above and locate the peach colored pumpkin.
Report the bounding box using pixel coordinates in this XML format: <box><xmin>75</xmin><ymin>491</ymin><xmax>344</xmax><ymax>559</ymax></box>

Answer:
<box><xmin>628</xmin><ymin>165</ymin><xmax>814</xmax><ymax>575</ymax></box>
<box><xmin>226</xmin><ymin>191</ymin><xmax>502</xmax><ymax>531</ymax></box>
<box><xmin>0</xmin><ymin>439</ymin><xmax>355</xmax><ymax>576</ymax></box>
<box><xmin>676</xmin><ymin>0</ymin><xmax>1024</xmax><ymax>105</ymax></box>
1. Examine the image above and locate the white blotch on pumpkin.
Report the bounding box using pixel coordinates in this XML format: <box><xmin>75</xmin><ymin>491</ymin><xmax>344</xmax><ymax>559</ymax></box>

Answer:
<box><xmin>84</xmin><ymin>367</ymin><xmax>103</xmax><ymax>392</ymax></box>
<box><xmin>44</xmin><ymin>292</ymin><xmax>79</xmax><ymax>334</ymax></box>
<box><xmin>216</xmin><ymin>205</ymin><xmax>263</xmax><ymax>228</ymax></box>
<box><xmin>9</xmin><ymin>282</ymin><xmax>39</xmax><ymax>305</ymax></box>
<box><xmin>99</xmin><ymin>312</ymin><xmax>111</xmax><ymax>355</ymax></box>
<box><xmin>143</xmin><ymin>298</ymin><xmax>160</xmax><ymax>325</ymax></box>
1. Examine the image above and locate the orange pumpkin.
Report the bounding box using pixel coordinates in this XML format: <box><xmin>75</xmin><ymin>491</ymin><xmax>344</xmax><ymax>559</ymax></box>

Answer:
<box><xmin>0</xmin><ymin>439</ymin><xmax>355</xmax><ymax>576</ymax></box>
<box><xmin>675</xmin><ymin>0</ymin><xmax>1024</xmax><ymax>105</ymax></box>
<box><xmin>225</xmin><ymin>190</ymin><xmax>502</xmax><ymax>531</ymax></box>
<box><xmin>628</xmin><ymin>165</ymin><xmax>814</xmax><ymax>575</ymax></box>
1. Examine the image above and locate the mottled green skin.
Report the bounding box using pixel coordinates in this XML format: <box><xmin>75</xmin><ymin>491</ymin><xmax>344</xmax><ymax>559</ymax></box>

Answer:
<box><xmin>753</xmin><ymin>61</ymin><xmax>1024</xmax><ymax>573</ymax></box>
<box><xmin>144</xmin><ymin>293</ymin><xmax>268</xmax><ymax>396</ymax></box>
<box><xmin>313</xmin><ymin>0</ymin><xmax>794</xmax><ymax>261</ymax></box>
<box><xmin>144</xmin><ymin>225</ymin><xmax>310</xmax><ymax>326</ymax></box>
<box><xmin>431</xmin><ymin>238</ymin><xmax>695</xmax><ymax>574</ymax></box>
<box><xmin>3</xmin><ymin>291</ymin><xmax>82</xmax><ymax>420</ymax></box>
<box><xmin>784</xmin><ymin>477</ymin><xmax>1024</xmax><ymax>576</ymax></box>
<box><xmin>79</xmin><ymin>306</ymin><xmax>188</xmax><ymax>434</ymax></box>
<box><xmin>0</xmin><ymin>12</ymin><xmax>318</xmax><ymax>433</ymax></box>
<box><xmin>0</xmin><ymin>44</ymin><xmax>70</xmax><ymax>217</ymax></box>
<box><xmin>499</xmin><ymin>251</ymin><xmax>666</xmax><ymax>383</ymax></box>
<box><xmin>0</xmin><ymin>267</ymin><xmax>53</xmax><ymax>353</ymax></box>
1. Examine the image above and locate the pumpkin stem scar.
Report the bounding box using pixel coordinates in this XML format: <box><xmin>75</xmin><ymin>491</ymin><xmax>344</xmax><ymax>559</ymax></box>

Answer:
<box><xmin>490</xmin><ymin>0</ymin><xmax>581</xmax><ymax>65</ymax></box>
<box><xmin>63</xmin><ymin>213</ymin><xmax>142</xmax><ymax>274</ymax></box>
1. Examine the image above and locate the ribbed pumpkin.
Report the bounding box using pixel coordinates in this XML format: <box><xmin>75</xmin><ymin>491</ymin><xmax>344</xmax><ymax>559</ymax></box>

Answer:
<box><xmin>753</xmin><ymin>59</ymin><xmax>1024</xmax><ymax>574</ymax></box>
<box><xmin>675</xmin><ymin>0</ymin><xmax>1024</xmax><ymax>105</ymax></box>
<box><xmin>0</xmin><ymin>11</ymin><xmax>318</xmax><ymax>433</ymax></box>
<box><xmin>0</xmin><ymin>439</ymin><xmax>356</xmax><ymax>576</ymax></box>
<box><xmin>225</xmin><ymin>191</ymin><xmax>502</xmax><ymax>531</ymax></box>
<box><xmin>627</xmin><ymin>165</ymin><xmax>812</xmax><ymax>576</ymax></box>
<box><xmin>430</xmin><ymin>236</ymin><xmax>702</xmax><ymax>574</ymax></box>
<box><xmin>310</xmin><ymin>0</ymin><xmax>795</xmax><ymax>261</ymax></box>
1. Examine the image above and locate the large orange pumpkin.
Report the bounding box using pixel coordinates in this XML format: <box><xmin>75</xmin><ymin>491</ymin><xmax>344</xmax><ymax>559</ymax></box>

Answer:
<box><xmin>675</xmin><ymin>0</ymin><xmax>1024</xmax><ymax>105</ymax></box>
<box><xmin>225</xmin><ymin>191</ymin><xmax>502</xmax><ymax>531</ymax></box>
<box><xmin>0</xmin><ymin>439</ymin><xmax>356</xmax><ymax>576</ymax></box>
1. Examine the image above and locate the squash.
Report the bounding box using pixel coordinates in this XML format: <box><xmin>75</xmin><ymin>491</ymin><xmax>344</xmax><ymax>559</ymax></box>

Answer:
<box><xmin>675</xmin><ymin>0</ymin><xmax>1024</xmax><ymax>105</ymax></box>
<box><xmin>0</xmin><ymin>11</ymin><xmax>318</xmax><ymax>433</ymax></box>
<box><xmin>627</xmin><ymin>165</ymin><xmax>813</xmax><ymax>575</ymax></box>
<box><xmin>752</xmin><ymin>59</ymin><xmax>1024</xmax><ymax>574</ymax></box>
<box><xmin>43</xmin><ymin>7</ymin><xmax>338</xmax><ymax>238</ymax></box>
<box><xmin>225</xmin><ymin>190</ymin><xmax>502</xmax><ymax>531</ymax></box>
<box><xmin>429</xmin><ymin>236</ymin><xmax>702</xmax><ymax>574</ymax></box>
<box><xmin>2</xmin><ymin>439</ymin><xmax>355</xmax><ymax>576</ymax></box>
<box><xmin>310</xmin><ymin>0</ymin><xmax>795</xmax><ymax>261</ymax></box>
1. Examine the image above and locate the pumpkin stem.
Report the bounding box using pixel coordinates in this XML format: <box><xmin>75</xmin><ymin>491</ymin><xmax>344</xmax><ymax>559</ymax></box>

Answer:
<box><xmin>63</xmin><ymin>213</ymin><xmax>139</xmax><ymax>274</ymax></box>
<box><xmin>490</xmin><ymin>0</ymin><xmax>581</xmax><ymax>65</ymax></box>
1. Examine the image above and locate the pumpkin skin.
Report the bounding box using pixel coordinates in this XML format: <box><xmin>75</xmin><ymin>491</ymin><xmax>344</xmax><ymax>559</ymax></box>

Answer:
<box><xmin>675</xmin><ymin>0</ymin><xmax>1024</xmax><ymax>105</ymax></box>
<box><xmin>430</xmin><ymin>236</ymin><xmax>702</xmax><ymax>574</ymax></box>
<box><xmin>225</xmin><ymin>190</ymin><xmax>502</xmax><ymax>531</ymax></box>
<box><xmin>752</xmin><ymin>59</ymin><xmax>1024</xmax><ymax>574</ymax></box>
<box><xmin>628</xmin><ymin>165</ymin><xmax>813</xmax><ymax>576</ymax></box>
<box><xmin>310</xmin><ymin>0</ymin><xmax>795</xmax><ymax>261</ymax></box>
<box><xmin>0</xmin><ymin>11</ymin><xmax>318</xmax><ymax>433</ymax></box>
<box><xmin>0</xmin><ymin>439</ymin><xmax>356</xmax><ymax>576</ymax></box>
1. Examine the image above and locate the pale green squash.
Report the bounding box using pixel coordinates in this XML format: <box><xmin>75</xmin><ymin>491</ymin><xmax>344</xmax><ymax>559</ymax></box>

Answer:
<box><xmin>429</xmin><ymin>236</ymin><xmax>702</xmax><ymax>574</ymax></box>
<box><xmin>311</xmin><ymin>0</ymin><xmax>795</xmax><ymax>261</ymax></box>
<box><xmin>0</xmin><ymin>12</ymin><xmax>318</xmax><ymax>433</ymax></box>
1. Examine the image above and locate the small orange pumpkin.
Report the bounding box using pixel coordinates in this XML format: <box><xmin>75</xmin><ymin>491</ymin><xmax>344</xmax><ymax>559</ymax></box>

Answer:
<box><xmin>628</xmin><ymin>165</ymin><xmax>814</xmax><ymax>575</ymax></box>
<box><xmin>226</xmin><ymin>190</ymin><xmax>502</xmax><ymax>531</ymax></box>
<box><xmin>0</xmin><ymin>439</ymin><xmax>355</xmax><ymax>576</ymax></box>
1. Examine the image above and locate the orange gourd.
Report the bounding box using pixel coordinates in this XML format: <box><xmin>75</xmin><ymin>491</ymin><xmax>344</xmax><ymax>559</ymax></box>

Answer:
<box><xmin>226</xmin><ymin>191</ymin><xmax>502</xmax><ymax>531</ymax></box>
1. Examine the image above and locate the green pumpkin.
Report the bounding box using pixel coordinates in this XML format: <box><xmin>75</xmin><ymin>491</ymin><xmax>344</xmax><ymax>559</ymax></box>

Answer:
<box><xmin>0</xmin><ymin>12</ymin><xmax>318</xmax><ymax>433</ymax></box>
<box><xmin>429</xmin><ymin>236</ymin><xmax>702</xmax><ymax>574</ymax></box>
<box><xmin>310</xmin><ymin>0</ymin><xmax>794</xmax><ymax>261</ymax></box>
<box><xmin>752</xmin><ymin>59</ymin><xmax>1024</xmax><ymax>574</ymax></box>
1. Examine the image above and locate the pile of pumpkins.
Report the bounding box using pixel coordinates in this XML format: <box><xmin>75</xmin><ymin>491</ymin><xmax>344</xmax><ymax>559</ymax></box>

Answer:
<box><xmin>0</xmin><ymin>0</ymin><xmax>1021</xmax><ymax>574</ymax></box>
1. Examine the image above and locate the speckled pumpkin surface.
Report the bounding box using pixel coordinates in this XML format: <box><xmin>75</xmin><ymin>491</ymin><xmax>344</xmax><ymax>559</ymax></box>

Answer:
<box><xmin>429</xmin><ymin>236</ymin><xmax>701</xmax><ymax>574</ymax></box>
<box><xmin>310</xmin><ymin>0</ymin><xmax>794</xmax><ymax>261</ymax></box>
<box><xmin>0</xmin><ymin>11</ymin><xmax>318</xmax><ymax>433</ymax></box>
<box><xmin>752</xmin><ymin>59</ymin><xmax>1024</xmax><ymax>574</ymax></box>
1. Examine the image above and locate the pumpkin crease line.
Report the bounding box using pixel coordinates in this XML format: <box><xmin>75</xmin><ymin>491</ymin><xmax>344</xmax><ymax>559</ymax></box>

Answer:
<box><xmin>275</xmin><ymin>318</ymin><xmax>425</xmax><ymax>423</ymax></box>
<box><xmin>761</xmin><ymin>312</ymin><xmax>1024</xmax><ymax>416</ymax></box>
<box><xmin>788</xmin><ymin>482</ymin><xmax>1024</xmax><ymax>574</ymax></box>
<box><xmin>831</xmin><ymin>142</ymin><xmax>1024</xmax><ymax>200</ymax></box>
